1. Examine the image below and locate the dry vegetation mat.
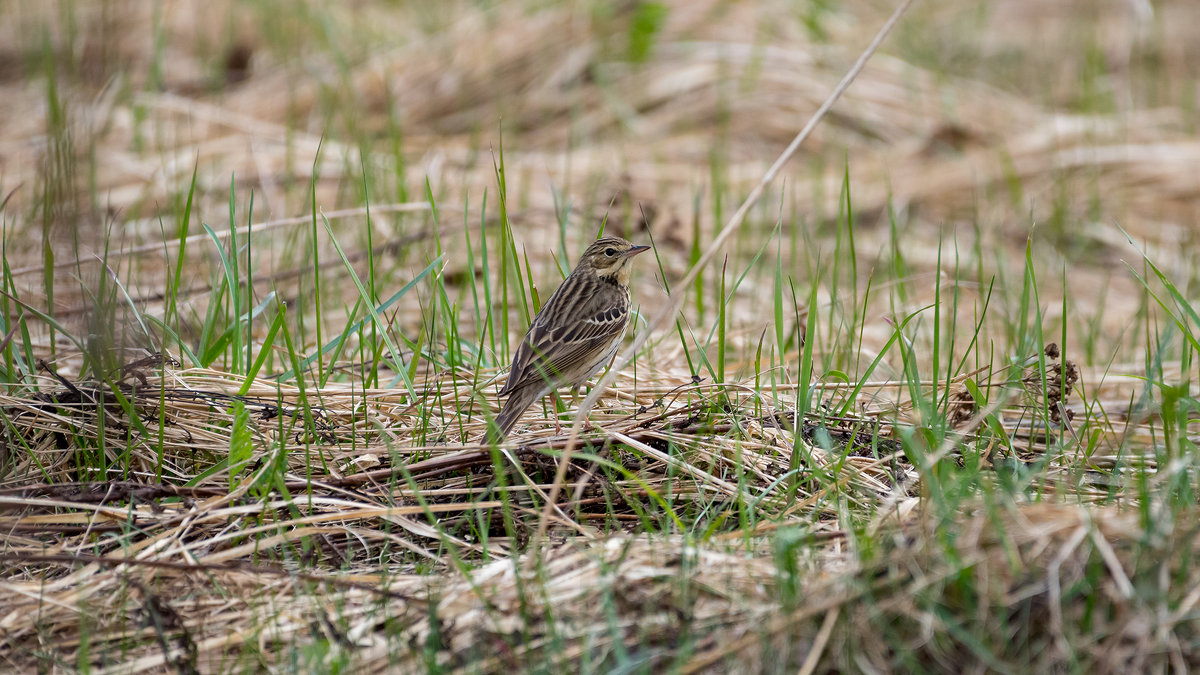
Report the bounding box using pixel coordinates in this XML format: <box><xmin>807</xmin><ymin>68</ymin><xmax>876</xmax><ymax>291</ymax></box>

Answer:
<box><xmin>1</xmin><ymin>0</ymin><xmax>1199</xmax><ymax>672</ymax></box>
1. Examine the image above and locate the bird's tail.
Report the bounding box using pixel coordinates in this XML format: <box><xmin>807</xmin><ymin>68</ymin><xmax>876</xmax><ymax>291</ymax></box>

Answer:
<box><xmin>487</xmin><ymin>384</ymin><xmax>543</xmax><ymax>444</ymax></box>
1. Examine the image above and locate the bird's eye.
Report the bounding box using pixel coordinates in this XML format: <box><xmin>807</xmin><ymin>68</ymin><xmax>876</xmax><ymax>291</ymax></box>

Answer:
<box><xmin>604</xmin><ymin>248</ymin><xmax>617</xmax><ymax>257</ymax></box>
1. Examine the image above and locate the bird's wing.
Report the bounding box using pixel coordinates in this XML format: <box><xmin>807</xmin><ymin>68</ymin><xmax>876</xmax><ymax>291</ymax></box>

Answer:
<box><xmin>499</xmin><ymin>279</ymin><xmax>628</xmax><ymax>396</ymax></box>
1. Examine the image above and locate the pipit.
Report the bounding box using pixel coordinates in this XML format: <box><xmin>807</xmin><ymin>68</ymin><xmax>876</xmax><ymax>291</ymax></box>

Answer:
<box><xmin>491</xmin><ymin>236</ymin><xmax>650</xmax><ymax>439</ymax></box>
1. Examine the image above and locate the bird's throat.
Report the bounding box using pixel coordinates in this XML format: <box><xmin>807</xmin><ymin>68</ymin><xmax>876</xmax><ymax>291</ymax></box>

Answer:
<box><xmin>612</xmin><ymin>262</ymin><xmax>633</xmax><ymax>286</ymax></box>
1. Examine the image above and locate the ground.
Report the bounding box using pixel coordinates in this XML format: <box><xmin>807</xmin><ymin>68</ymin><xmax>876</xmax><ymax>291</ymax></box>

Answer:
<box><xmin>1</xmin><ymin>0</ymin><xmax>1199</xmax><ymax>672</ymax></box>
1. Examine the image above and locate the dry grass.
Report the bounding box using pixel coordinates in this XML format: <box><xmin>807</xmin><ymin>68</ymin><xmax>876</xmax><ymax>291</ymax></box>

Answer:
<box><xmin>2</xmin><ymin>0</ymin><xmax>1199</xmax><ymax>672</ymax></box>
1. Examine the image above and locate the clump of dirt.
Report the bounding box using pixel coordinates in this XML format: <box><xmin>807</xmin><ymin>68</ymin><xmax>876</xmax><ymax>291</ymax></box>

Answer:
<box><xmin>1023</xmin><ymin>342</ymin><xmax>1080</xmax><ymax>425</ymax></box>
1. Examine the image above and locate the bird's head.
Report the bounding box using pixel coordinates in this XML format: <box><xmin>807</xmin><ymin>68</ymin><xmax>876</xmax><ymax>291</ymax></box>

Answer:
<box><xmin>577</xmin><ymin>236</ymin><xmax>651</xmax><ymax>283</ymax></box>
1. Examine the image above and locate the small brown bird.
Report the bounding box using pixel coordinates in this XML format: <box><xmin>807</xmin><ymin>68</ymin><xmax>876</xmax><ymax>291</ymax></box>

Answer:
<box><xmin>492</xmin><ymin>236</ymin><xmax>650</xmax><ymax>439</ymax></box>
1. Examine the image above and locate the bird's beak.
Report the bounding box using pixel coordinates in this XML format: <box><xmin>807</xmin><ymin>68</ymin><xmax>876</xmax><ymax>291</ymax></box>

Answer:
<box><xmin>623</xmin><ymin>245</ymin><xmax>651</xmax><ymax>258</ymax></box>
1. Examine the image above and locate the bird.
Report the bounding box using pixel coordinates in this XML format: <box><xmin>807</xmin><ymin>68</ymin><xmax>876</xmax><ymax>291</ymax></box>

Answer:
<box><xmin>490</xmin><ymin>235</ymin><xmax>650</xmax><ymax>440</ymax></box>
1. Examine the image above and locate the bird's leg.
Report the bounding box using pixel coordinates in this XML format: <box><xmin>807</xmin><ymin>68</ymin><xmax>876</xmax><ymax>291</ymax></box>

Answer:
<box><xmin>569</xmin><ymin>385</ymin><xmax>597</xmax><ymax>434</ymax></box>
<box><xmin>552</xmin><ymin>392</ymin><xmax>564</xmax><ymax>435</ymax></box>
<box><xmin>569</xmin><ymin>385</ymin><xmax>601</xmax><ymax>434</ymax></box>
<box><xmin>551</xmin><ymin>387</ymin><xmax>585</xmax><ymax>436</ymax></box>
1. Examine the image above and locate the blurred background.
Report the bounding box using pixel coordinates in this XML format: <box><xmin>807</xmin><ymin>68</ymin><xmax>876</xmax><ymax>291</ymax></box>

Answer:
<box><xmin>0</xmin><ymin>0</ymin><xmax>1197</xmax><ymax>373</ymax></box>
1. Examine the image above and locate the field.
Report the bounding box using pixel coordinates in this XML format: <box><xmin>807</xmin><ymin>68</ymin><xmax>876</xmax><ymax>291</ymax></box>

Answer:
<box><xmin>2</xmin><ymin>0</ymin><xmax>1199</xmax><ymax>672</ymax></box>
